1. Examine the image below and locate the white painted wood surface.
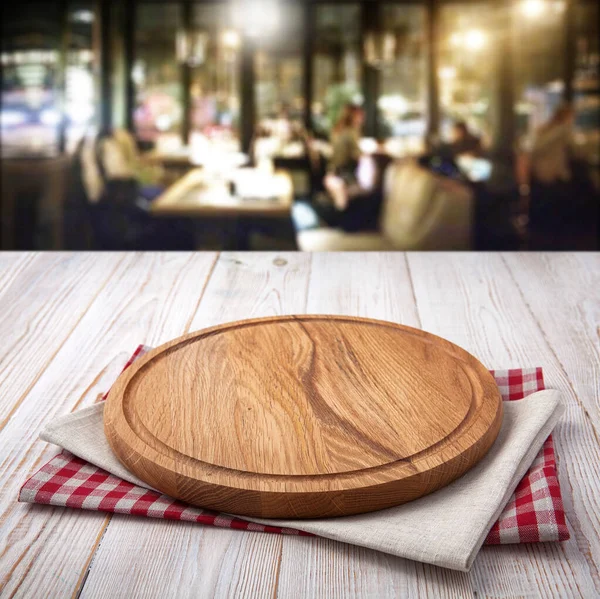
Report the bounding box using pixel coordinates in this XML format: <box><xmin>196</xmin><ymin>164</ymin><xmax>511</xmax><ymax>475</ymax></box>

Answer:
<box><xmin>0</xmin><ymin>252</ymin><xmax>598</xmax><ymax>598</ymax></box>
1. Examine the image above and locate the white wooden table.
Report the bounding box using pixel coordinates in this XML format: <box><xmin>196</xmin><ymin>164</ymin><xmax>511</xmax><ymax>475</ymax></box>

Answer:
<box><xmin>0</xmin><ymin>252</ymin><xmax>598</xmax><ymax>598</ymax></box>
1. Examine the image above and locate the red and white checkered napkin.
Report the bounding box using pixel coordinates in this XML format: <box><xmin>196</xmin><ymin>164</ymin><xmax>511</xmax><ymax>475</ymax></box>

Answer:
<box><xmin>20</xmin><ymin>346</ymin><xmax>569</xmax><ymax>546</ymax></box>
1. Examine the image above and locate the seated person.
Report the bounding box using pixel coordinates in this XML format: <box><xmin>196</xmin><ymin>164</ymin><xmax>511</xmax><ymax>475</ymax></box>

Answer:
<box><xmin>73</xmin><ymin>128</ymin><xmax>191</xmax><ymax>250</ymax></box>
<box><xmin>522</xmin><ymin>103</ymin><xmax>597</xmax><ymax>249</ymax></box>
<box><xmin>320</xmin><ymin>105</ymin><xmax>383</xmax><ymax>232</ymax></box>
<box><xmin>448</xmin><ymin>121</ymin><xmax>484</xmax><ymax>158</ymax></box>
<box><xmin>79</xmin><ymin>128</ymin><xmax>165</xmax><ymax>206</ymax></box>
<box><xmin>112</xmin><ymin>129</ymin><xmax>166</xmax><ymax>203</ymax></box>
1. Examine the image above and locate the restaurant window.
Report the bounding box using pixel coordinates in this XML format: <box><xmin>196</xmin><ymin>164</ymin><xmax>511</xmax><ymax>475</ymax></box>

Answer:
<box><xmin>65</xmin><ymin>2</ymin><xmax>96</xmax><ymax>152</ymax></box>
<box><xmin>312</xmin><ymin>4</ymin><xmax>362</xmax><ymax>137</ymax></box>
<box><xmin>133</xmin><ymin>4</ymin><xmax>182</xmax><ymax>147</ymax></box>
<box><xmin>253</xmin><ymin>3</ymin><xmax>305</xmax><ymax>160</ymax></box>
<box><xmin>1</xmin><ymin>4</ymin><xmax>63</xmax><ymax>157</ymax></box>
<box><xmin>254</xmin><ymin>5</ymin><xmax>304</xmax><ymax>127</ymax></box>
<box><xmin>513</xmin><ymin>0</ymin><xmax>567</xmax><ymax>138</ymax></box>
<box><xmin>189</xmin><ymin>4</ymin><xmax>241</xmax><ymax>152</ymax></box>
<box><xmin>573</xmin><ymin>1</ymin><xmax>599</xmax><ymax>165</ymax></box>
<box><xmin>111</xmin><ymin>2</ymin><xmax>127</xmax><ymax>130</ymax></box>
<box><xmin>378</xmin><ymin>4</ymin><xmax>427</xmax><ymax>154</ymax></box>
<box><xmin>438</xmin><ymin>3</ymin><xmax>497</xmax><ymax>147</ymax></box>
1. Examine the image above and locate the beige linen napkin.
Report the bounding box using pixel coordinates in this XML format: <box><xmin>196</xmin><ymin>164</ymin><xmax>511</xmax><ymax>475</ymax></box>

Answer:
<box><xmin>40</xmin><ymin>390</ymin><xmax>564</xmax><ymax>572</ymax></box>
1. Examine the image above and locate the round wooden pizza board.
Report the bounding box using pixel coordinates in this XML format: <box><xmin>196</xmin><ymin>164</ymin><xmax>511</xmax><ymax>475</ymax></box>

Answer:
<box><xmin>104</xmin><ymin>316</ymin><xmax>503</xmax><ymax>518</ymax></box>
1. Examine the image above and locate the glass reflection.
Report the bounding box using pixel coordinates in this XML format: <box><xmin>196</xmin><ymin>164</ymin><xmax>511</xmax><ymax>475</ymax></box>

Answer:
<box><xmin>134</xmin><ymin>4</ymin><xmax>182</xmax><ymax>146</ymax></box>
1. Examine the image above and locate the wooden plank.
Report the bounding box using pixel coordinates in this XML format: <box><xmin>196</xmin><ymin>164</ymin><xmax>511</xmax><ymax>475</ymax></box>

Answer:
<box><xmin>0</xmin><ymin>253</ymin><xmax>40</xmax><ymax>301</ymax></box>
<box><xmin>274</xmin><ymin>252</ymin><xmax>475</xmax><ymax>598</ymax></box>
<box><xmin>188</xmin><ymin>253</ymin><xmax>312</xmax><ymax>331</ymax></box>
<box><xmin>0</xmin><ymin>253</ymin><xmax>219</xmax><ymax>598</ymax></box>
<box><xmin>79</xmin><ymin>253</ymin><xmax>313</xmax><ymax>599</ymax></box>
<box><xmin>79</xmin><ymin>520</ymin><xmax>284</xmax><ymax>599</ymax></box>
<box><xmin>406</xmin><ymin>252</ymin><xmax>599</xmax><ymax>599</ymax></box>
<box><xmin>502</xmin><ymin>253</ymin><xmax>600</xmax><ymax>432</ymax></box>
<box><xmin>500</xmin><ymin>252</ymin><xmax>600</xmax><ymax>597</ymax></box>
<box><xmin>0</xmin><ymin>253</ymin><xmax>126</xmax><ymax>428</ymax></box>
<box><xmin>277</xmin><ymin>533</ymin><xmax>474</xmax><ymax>599</ymax></box>
<box><xmin>304</xmin><ymin>253</ymin><xmax>421</xmax><ymax>325</ymax></box>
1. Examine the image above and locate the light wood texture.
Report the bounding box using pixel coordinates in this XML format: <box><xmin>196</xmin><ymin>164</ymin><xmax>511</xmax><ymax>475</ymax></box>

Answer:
<box><xmin>0</xmin><ymin>253</ymin><xmax>219</xmax><ymax>598</ymax></box>
<box><xmin>1</xmin><ymin>252</ymin><xmax>599</xmax><ymax>598</ymax></box>
<box><xmin>405</xmin><ymin>253</ymin><xmax>600</xmax><ymax>598</ymax></box>
<box><xmin>151</xmin><ymin>168</ymin><xmax>293</xmax><ymax>218</ymax></box>
<box><xmin>105</xmin><ymin>316</ymin><xmax>502</xmax><ymax>518</ymax></box>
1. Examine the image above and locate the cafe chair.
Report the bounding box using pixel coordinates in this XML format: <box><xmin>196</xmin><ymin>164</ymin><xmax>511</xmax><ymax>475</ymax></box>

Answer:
<box><xmin>297</xmin><ymin>159</ymin><xmax>475</xmax><ymax>252</ymax></box>
<box><xmin>65</xmin><ymin>131</ymin><xmax>192</xmax><ymax>251</ymax></box>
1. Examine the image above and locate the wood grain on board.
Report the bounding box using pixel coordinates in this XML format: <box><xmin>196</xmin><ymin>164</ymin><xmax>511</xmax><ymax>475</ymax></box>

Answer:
<box><xmin>105</xmin><ymin>315</ymin><xmax>502</xmax><ymax>518</ymax></box>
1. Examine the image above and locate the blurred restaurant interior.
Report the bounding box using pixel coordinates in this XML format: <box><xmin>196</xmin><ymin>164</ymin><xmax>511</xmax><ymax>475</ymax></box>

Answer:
<box><xmin>1</xmin><ymin>0</ymin><xmax>598</xmax><ymax>251</ymax></box>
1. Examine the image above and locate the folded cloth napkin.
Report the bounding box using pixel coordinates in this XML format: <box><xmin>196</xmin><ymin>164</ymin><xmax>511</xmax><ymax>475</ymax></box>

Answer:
<box><xmin>20</xmin><ymin>347</ymin><xmax>568</xmax><ymax>572</ymax></box>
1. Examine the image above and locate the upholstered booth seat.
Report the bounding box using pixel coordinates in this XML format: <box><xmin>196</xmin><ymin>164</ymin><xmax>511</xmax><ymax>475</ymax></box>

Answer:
<box><xmin>296</xmin><ymin>229</ymin><xmax>393</xmax><ymax>251</ymax></box>
<box><xmin>298</xmin><ymin>160</ymin><xmax>474</xmax><ymax>252</ymax></box>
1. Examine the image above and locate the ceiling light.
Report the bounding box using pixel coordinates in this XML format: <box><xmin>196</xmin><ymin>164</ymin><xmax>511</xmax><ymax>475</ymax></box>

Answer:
<box><xmin>222</xmin><ymin>30</ymin><xmax>241</xmax><ymax>50</ymax></box>
<box><xmin>72</xmin><ymin>9</ymin><xmax>94</xmax><ymax>24</ymax></box>
<box><xmin>439</xmin><ymin>66</ymin><xmax>457</xmax><ymax>80</ymax></box>
<box><xmin>450</xmin><ymin>33</ymin><xmax>463</xmax><ymax>47</ymax></box>
<box><xmin>520</xmin><ymin>0</ymin><xmax>546</xmax><ymax>19</ymax></box>
<box><xmin>230</xmin><ymin>0</ymin><xmax>280</xmax><ymax>38</ymax></box>
<box><xmin>464</xmin><ymin>29</ymin><xmax>487</xmax><ymax>51</ymax></box>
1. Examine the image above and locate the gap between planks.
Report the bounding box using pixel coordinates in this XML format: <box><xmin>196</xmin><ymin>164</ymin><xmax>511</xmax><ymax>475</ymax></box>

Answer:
<box><xmin>72</xmin><ymin>252</ymin><xmax>222</xmax><ymax>599</ymax></box>
<box><xmin>500</xmin><ymin>254</ymin><xmax>600</xmax><ymax>445</ymax></box>
<box><xmin>499</xmin><ymin>253</ymin><xmax>600</xmax><ymax>590</ymax></box>
<box><xmin>0</xmin><ymin>255</ymin><xmax>128</xmax><ymax>433</ymax></box>
<box><xmin>2</xmin><ymin>254</ymin><xmax>223</xmax><ymax>597</ymax></box>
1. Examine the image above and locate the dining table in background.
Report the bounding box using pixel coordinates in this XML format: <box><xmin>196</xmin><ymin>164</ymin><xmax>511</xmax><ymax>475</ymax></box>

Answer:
<box><xmin>143</xmin><ymin>145</ymin><xmax>250</xmax><ymax>187</ymax></box>
<box><xmin>144</xmin><ymin>146</ymin><xmax>196</xmax><ymax>169</ymax></box>
<box><xmin>150</xmin><ymin>168</ymin><xmax>296</xmax><ymax>250</ymax></box>
<box><xmin>0</xmin><ymin>252</ymin><xmax>598</xmax><ymax>598</ymax></box>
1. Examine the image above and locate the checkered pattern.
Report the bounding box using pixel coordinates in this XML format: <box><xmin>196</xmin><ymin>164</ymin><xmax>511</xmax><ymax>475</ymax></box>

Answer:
<box><xmin>486</xmin><ymin>368</ymin><xmax>568</xmax><ymax>544</ymax></box>
<box><xmin>20</xmin><ymin>451</ymin><xmax>307</xmax><ymax>536</ymax></box>
<box><xmin>20</xmin><ymin>348</ymin><xmax>569</xmax><ymax>545</ymax></box>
